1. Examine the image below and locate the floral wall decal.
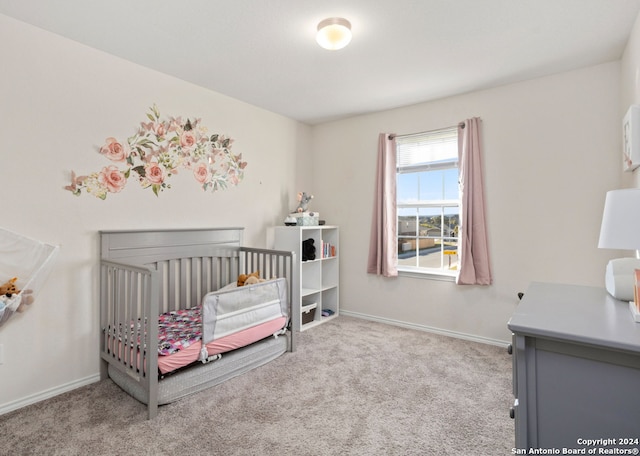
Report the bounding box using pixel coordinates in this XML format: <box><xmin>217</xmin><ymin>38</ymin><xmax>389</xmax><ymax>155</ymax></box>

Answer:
<box><xmin>65</xmin><ymin>105</ymin><xmax>247</xmax><ymax>199</ymax></box>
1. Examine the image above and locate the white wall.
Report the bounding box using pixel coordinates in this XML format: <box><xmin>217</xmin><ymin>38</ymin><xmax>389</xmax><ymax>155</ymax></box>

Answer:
<box><xmin>0</xmin><ymin>15</ymin><xmax>311</xmax><ymax>411</ymax></box>
<box><xmin>311</xmin><ymin>62</ymin><xmax>623</xmax><ymax>344</ymax></box>
<box><xmin>621</xmin><ymin>10</ymin><xmax>640</xmax><ymax>189</ymax></box>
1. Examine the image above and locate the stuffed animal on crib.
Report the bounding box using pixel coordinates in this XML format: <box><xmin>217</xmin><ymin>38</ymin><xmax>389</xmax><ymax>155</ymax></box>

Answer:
<box><xmin>238</xmin><ymin>271</ymin><xmax>268</xmax><ymax>287</ymax></box>
<box><xmin>295</xmin><ymin>192</ymin><xmax>314</xmax><ymax>213</ymax></box>
<box><xmin>236</xmin><ymin>271</ymin><xmax>271</xmax><ymax>286</ymax></box>
<box><xmin>237</xmin><ymin>271</ymin><xmax>259</xmax><ymax>286</ymax></box>
<box><xmin>0</xmin><ymin>277</ymin><xmax>33</xmax><ymax>313</ymax></box>
<box><xmin>243</xmin><ymin>275</ymin><xmax>267</xmax><ymax>286</ymax></box>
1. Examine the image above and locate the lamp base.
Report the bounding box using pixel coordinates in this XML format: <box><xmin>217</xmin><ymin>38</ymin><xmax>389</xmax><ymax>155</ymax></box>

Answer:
<box><xmin>604</xmin><ymin>258</ymin><xmax>640</xmax><ymax>301</ymax></box>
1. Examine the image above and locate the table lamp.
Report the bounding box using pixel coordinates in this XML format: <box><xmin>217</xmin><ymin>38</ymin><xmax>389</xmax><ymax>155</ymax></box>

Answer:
<box><xmin>598</xmin><ymin>189</ymin><xmax>640</xmax><ymax>319</ymax></box>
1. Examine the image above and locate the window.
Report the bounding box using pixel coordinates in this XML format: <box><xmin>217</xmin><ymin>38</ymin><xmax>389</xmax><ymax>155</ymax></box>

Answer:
<box><xmin>396</xmin><ymin>127</ymin><xmax>459</xmax><ymax>277</ymax></box>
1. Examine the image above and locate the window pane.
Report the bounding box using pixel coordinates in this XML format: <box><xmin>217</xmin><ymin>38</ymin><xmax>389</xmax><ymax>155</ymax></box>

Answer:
<box><xmin>397</xmin><ymin>173</ymin><xmax>418</xmax><ymax>203</ymax></box>
<box><xmin>443</xmin><ymin>168</ymin><xmax>459</xmax><ymax>200</ymax></box>
<box><xmin>398</xmin><ymin>209</ymin><xmax>418</xmax><ymax>267</ymax></box>
<box><xmin>419</xmin><ymin>169</ymin><xmax>460</xmax><ymax>201</ymax></box>
<box><xmin>419</xmin><ymin>170</ymin><xmax>443</xmax><ymax>200</ymax></box>
<box><xmin>443</xmin><ymin>206</ymin><xmax>460</xmax><ymax>239</ymax></box>
<box><xmin>397</xmin><ymin>209</ymin><xmax>418</xmax><ymax>236</ymax></box>
<box><xmin>419</xmin><ymin>207</ymin><xmax>440</xmax><ymax>237</ymax></box>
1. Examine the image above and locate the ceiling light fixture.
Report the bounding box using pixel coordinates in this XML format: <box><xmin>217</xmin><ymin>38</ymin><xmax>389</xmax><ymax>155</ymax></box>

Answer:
<box><xmin>316</xmin><ymin>17</ymin><xmax>352</xmax><ymax>51</ymax></box>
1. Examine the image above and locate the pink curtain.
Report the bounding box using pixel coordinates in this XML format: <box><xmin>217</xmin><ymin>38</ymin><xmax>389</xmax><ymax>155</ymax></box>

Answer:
<box><xmin>457</xmin><ymin>118</ymin><xmax>492</xmax><ymax>285</ymax></box>
<box><xmin>367</xmin><ymin>133</ymin><xmax>398</xmax><ymax>277</ymax></box>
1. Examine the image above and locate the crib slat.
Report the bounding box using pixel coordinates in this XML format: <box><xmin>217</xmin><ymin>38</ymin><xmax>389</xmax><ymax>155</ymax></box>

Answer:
<box><xmin>117</xmin><ymin>269</ymin><xmax>125</xmax><ymax>361</ymax></box>
<box><xmin>215</xmin><ymin>256</ymin><xmax>224</xmax><ymax>290</ymax></box>
<box><xmin>191</xmin><ymin>257</ymin><xmax>200</xmax><ymax>308</ymax></box>
<box><xmin>178</xmin><ymin>258</ymin><xmax>186</xmax><ymax>310</ymax></box>
<box><xmin>202</xmin><ymin>257</ymin><xmax>211</xmax><ymax>296</ymax></box>
<box><xmin>144</xmin><ymin>267</ymin><xmax>160</xmax><ymax>419</ymax></box>
<box><xmin>126</xmin><ymin>269</ymin><xmax>135</xmax><ymax>369</ymax></box>
<box><xmin>169</xmin><ymin>259</ymin><xmax>177</xmax><ymax>312</ymax></box>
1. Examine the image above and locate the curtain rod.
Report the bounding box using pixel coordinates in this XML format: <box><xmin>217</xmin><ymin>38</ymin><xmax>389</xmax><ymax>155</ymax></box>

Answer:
<box><xmin>389</xmin><ymin>122</ymin><xmax>465</xmax><ymax>140</ymax></box>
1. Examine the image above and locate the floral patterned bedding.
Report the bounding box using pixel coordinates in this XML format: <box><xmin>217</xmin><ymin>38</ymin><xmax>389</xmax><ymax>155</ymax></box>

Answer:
<box><xmin>157</xmin><ymin>307</ymin><xmax>202</xmax><ymax>356</ymax></box>
<box><xmin>115</xmin><ymin>279</ymin><xmax>287</xmax><ymax>359</ymax></box>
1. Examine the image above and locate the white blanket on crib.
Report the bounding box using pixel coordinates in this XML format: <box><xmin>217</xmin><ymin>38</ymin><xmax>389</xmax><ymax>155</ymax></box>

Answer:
<box><xmin>201</xmin><ymin>278</ymin><xmax>287</xmax><ymax>344</ymax></box>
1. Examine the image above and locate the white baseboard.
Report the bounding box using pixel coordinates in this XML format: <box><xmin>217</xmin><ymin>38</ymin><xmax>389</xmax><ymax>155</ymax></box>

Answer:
<box><xmin>340</xmin><ymin>310</ymin><xmax>510</xmax><ymax>348</ymax></box>
<box><xmin>0</xmin><ymin>373</ymin><xmax>101</xmax><ymax>416</ymax></box>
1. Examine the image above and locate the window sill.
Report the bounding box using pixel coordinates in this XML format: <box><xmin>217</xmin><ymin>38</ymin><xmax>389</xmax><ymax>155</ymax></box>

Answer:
<box><xmin>397</xmin><ymin>267</ymin><xmax>457</xmax><ymax>282</ymax></box>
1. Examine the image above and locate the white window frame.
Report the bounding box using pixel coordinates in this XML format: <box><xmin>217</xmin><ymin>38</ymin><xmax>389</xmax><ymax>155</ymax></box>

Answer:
<box><xmin>396</xmin><ymin>127</ymin><xmax>459</xmax><ymax>280</ymax></box>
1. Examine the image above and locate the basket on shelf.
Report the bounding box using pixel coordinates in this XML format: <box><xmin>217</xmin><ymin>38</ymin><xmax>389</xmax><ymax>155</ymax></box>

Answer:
<box><xmin>0</xmin><ymin>227</ymin><xmax>59</xmax><ymax>328</ymax></box>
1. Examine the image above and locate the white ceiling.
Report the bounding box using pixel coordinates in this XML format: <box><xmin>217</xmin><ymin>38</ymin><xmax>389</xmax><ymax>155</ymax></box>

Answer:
<box><xmin>1</xmin><ymin>0</ymin><xmax>640</xmax><ymax>125</ymax></box>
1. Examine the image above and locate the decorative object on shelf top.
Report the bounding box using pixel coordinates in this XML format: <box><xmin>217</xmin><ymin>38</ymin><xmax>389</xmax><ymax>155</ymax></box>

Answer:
<box><xmin>291</xmin><ymin>212</ymin><xmax>319</xmax><ymax>226</ymax></box>
<box><xmin>283</xmin><ymin>191</ymin><xmax>319</xmax><ymax>226</ymax></box>
<box><xmin>65</xmin><ymin>105</ymin><xmax>247</xmax><ymax>199</ymax></box>
<box><xmin>294</xmin><ymin>191</ymin><xmax>314</xmax><ymax>213</ymax></box>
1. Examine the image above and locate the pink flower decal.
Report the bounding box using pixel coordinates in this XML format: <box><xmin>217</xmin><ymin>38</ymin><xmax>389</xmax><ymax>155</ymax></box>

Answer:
<box><xmin>100</xmin><ymin>137</ymin><xmax>130</xmax><ymax>163</ymax></box>
<box><xmin>144</xmin><ymin>162</ymin><xmax>165</xmax><ymax>185</ymax></box>
<box><xmin>194</xmin><ymin>162</ymin><xmax>211</xmax><ymax>184</ymax></box>
<box><xmin>65</xmin><ymin>105</ymin><xmax>247</xmax><ymax>199</ymax></box>
<box><xmin>99</xmin><ymin>166</ymin><xmax>127</xmax><ymax>193</ymax></box>
<box><xmin>180</xmin><ymin>131</ymin><xmax>197</xmax><ymax>150</ymax></box>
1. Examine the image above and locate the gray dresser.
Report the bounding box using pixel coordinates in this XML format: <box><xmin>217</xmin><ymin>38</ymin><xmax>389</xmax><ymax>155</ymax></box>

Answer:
<box><xmin>508</xmin><ymin>282</ymin><xmax>640</xmax><ymax>450</ymax></box>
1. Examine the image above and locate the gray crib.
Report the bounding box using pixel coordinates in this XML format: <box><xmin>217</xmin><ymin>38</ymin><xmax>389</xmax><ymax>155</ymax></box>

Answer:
<box><xmin>99</xmin><ymin>228</ymin><xmax>295</xmax><ymax>419</ymax></box>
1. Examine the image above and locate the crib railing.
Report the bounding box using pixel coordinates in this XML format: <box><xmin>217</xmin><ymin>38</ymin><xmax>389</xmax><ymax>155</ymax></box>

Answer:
<box><xmin>145</xmin><ymin>247</ymin><xmax>294</xmax><ymax>317</ymax></box>
<box><xmin>100</xmin><ymin>246</ymin><xmax>295</xmax><ymax>419</ymax></box>
<box><xmin>100</xmin><ymin>260</ymin><xmax>159</xmax><ymax>417</ymax></box>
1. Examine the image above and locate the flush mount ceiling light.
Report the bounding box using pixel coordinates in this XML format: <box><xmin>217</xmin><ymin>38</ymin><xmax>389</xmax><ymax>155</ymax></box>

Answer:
<box><xmin>316</xmin><ymin>17</ymin><xmax>352</xmax><ymax>50</ymax></box>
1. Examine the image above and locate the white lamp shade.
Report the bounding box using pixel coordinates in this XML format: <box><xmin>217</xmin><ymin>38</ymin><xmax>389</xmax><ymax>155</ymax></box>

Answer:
<box><xmin>598</xmin><ymin>188</ymin><xmax>640</xmax><ymax>250</ymax></box>
<box><xmin>316</xmin><ymin>18</ymin><xmax>352</xmax><ymax>50</ymax></box>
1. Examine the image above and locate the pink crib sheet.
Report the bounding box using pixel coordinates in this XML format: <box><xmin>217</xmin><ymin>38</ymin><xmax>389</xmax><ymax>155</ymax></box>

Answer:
<box><xmin>108</xmin><ymin>308</ymin><xmax>286</xmax><ymax>375</ymax></box>
<box><xmin>158</xmin><ymin>316</ymin><xmax>286</xmax><ymax>374</ymax></box>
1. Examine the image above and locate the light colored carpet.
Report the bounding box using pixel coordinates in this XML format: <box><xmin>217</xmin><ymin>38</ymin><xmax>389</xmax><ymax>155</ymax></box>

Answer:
<box><xmin>1</xmin><ymin>316</ymin><xmax>514</xmax><ymax>455</ymax></box>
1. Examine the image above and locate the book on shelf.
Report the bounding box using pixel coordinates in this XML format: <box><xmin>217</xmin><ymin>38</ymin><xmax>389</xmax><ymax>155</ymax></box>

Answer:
<box><xmin>320</xmin><ymin>240</ymin><xmax>337</xmax><ymax>258</ymax></box>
